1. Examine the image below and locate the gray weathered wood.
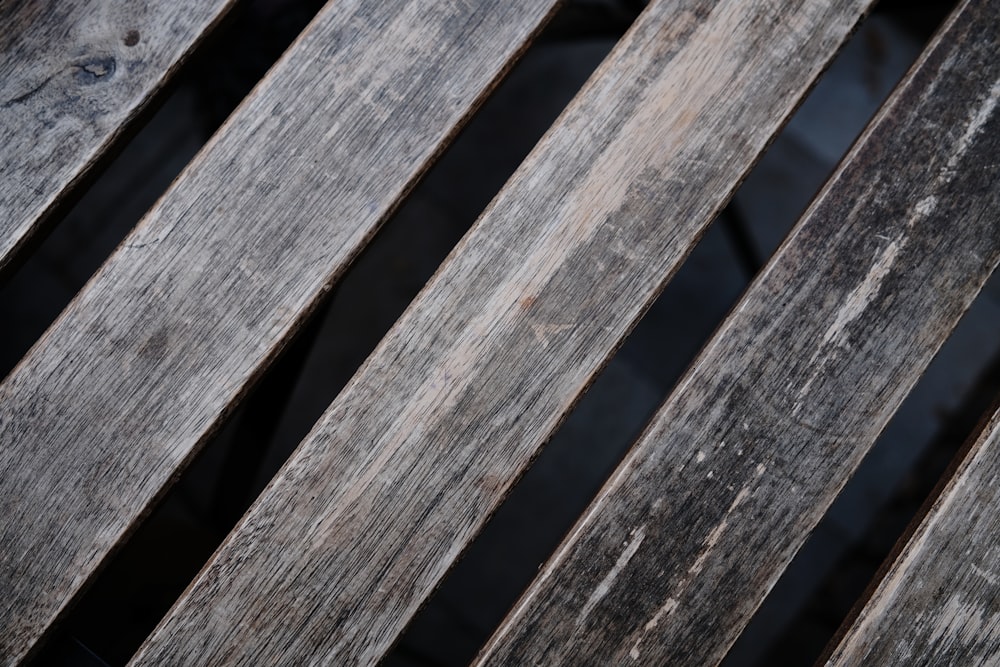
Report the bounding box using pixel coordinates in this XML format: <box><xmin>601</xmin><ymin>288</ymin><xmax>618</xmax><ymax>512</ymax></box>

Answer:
<box><xmin>477</xmin><ymin>1</ymin><xmax>1000</xmax><ymax>664</ymax></box>
<box><xmin>826</xmin><ymin>406</ymin><xmax>1000</xmax><ymax>666</ymax></box>
<box><xmin>0</xmin><ymin>0</ymin><xmax>236</xmax><ymax>277</ymax></box>
<box><xmin>0</xmin><ymin>1</ymin><xmax>561</xmax><ymax>662</ymax></box>
<box><xmin>132</xmin><ymin>0</ymin><xmax>873</xmax><ymax>663</ymax></box>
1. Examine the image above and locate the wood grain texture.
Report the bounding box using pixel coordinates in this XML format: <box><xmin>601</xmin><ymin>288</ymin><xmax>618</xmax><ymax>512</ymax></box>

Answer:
<box><xmin>0</xmin><ymin>0</ymin><xmax>236</xmax><ymax>277</ymax></box>
<box><xmin>133</xmin><ymin>0</ymin><xmax>873</xmax><ymax>663</ymax></box>
<box><xmin>477</xmin><ymin>1</ymin><xmax>1000</xmax><ymax>664</ymax></box>
<box><xmin>826</xmin><ymin>406</ymin><xmax>1000</xmax><ymax>666</ymax></box>
<box><xmin>0</xmin><ymin>1</ymin><xmax>561</xmax><ymax>662</ymax></box>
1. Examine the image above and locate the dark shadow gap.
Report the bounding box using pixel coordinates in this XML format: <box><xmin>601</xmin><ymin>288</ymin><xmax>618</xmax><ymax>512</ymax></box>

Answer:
<box><xmin>387</xmin><ymin>212</ymin><xmax>750</xmax><ymax>667</ymax></box>
<box><xmin>21</xmin><ymin>0</ymin><xmax>963</xmax><ymax>665</ymax></box>
<box><xmin>0</xmin><ymin>0</ymin><xmax>247</xmax><ymax>287</ymax></box>
<box><xmin>0</xmin><ymin>0</ymin><xmax>328</xmax><ymax>380</ymax></box>
<box><xmin>721</xmin><ymin>2</ymin><xmax>966</xmax><ymax>666</ymax></box>
<box><xmin>20</xmin><ymin>0</ymin><xmax>330</xmax><ymax>664</ymax></box>
<box><xmin>392</xmin><ymin>3</ymin><xmax>951</xmax><ymax>665</ymax></box>
<box><xmin>818</xmin><ymin>363</ymin><xmax>1000</xmax><ymax>664</ymax></box>
<box><xmin>730</xmin><ymin>272</ymin><xmax>1000</xmax><ymax>667</ymax></box>
<box><xmin>26</xmin><ymin>3</ymin><xmax>622</xmax><ymax>664</ymax></box>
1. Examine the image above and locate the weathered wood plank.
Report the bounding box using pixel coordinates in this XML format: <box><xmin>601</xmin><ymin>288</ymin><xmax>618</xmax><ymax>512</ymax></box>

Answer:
<box><xmin>132</xmin><ymin>0</ymin><xmax>873</xmax><ymax>663</ymax></box>
<box><xmin>0</xmin><ymin>0</ymin><xmax>237</xmax><ymax>277</ymax></box>
<box><xmin>476</xmin><ymin>1</ymin><xmax>1000</xmax><ymax>664</ymax></box>
<box><xmin>0</xmin><ymin>1</ymin><xmax>561</xmax><ymax>661</ymax></box>
<box><xmin>825</xmin><ymin>405</ymin><xmax>1000</xmax><ymax>666</ymax></box>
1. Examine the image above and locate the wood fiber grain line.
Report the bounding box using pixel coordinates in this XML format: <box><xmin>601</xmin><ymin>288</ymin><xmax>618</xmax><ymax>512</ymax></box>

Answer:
<box><xmin>825</xmin><ymin>405</ymin><xmax>1000</xmax><ymax>666</ymax></box>
<box><xmin>0</xmin><ymin>1</ymin><xmax>562</xmax><ymax>662</ymax></box>
<box><xmin>477</xmin><ymin>1</ymin><xmax>1000</xmax><ymax>664</ymax></box>
<box><xmin>133</xmin><ymin>0</ymin><xmax>872</xmax><ymax>663</ymax></box>
<box><xmin>0</xmin><ymin>0</ymin><xmax>236</xmax><ymax>278</ymax></box>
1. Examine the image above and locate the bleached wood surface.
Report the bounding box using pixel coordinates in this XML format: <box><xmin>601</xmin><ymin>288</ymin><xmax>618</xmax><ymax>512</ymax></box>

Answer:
<box><xmin>0</xmin><ymin>0</ymin><xmax>560</xmax><ymax>662</ymax></box>
<box><xmin>826</xmin><ymin>408</ymin><xmax>1000</xmax><ymax>665</ymax></box>
<box><xmin>479</xmin><ymin>1</ymin><xmax>1000</xmax><ymax>663</ymax></box>
<box><xmin>133</xmin><ymin>0</ymin><xmax>874</xmax><ymax>663</ymax></box>
<box><xmin>0</xmin><ymin>0</ymin><xmax>235</xmax><ymax>276</ymax></box>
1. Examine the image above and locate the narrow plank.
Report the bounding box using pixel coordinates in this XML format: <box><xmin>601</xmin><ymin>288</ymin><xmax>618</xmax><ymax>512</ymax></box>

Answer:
<box><xmin>133</xmin><ymin>0</ymin><xmax>874</xmax><ymax>663</ymax></box>
<box><xmin>0</xmin><ymin>0</ymin><xmax>236</xmax><ymax>277</ymax></box>
<box><xmin>825</xmin><ymin>405</ymin><xmax>1000</xmax><ymax>666</ymax></box>
<box><xmin>0</xmin><ymin>1</ymin><xmax>562</xmax><ymax>661</ymax></box>
<box><xmin>477</xmin><ymin>1</ymin><xmax>1000</xmax><ymax>664</ymax></box>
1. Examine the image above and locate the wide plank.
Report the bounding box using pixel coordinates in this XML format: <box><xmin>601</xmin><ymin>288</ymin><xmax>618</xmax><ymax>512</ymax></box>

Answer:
<box><xmin>133</xmin><ymin>0</ymin><xmax>873</xmax><ymax>663</ymax></box>
<box><xmin>0</xmin><ymin>0</ymin><xmax>236</xmax><ymax>277</ymax></box>
<box><xmin>477</xmin><ymin>1</ymin><xmax>1000</xmax><ymax>664</ymax></box>
<box><xmin>825</xmin><ymin>406</ymin><xmax>1000</xmax><ymax>665</ymax></box>
<box><xmin>0</xmin><ymin>1</ymin><xmax>561</xmax><ymax>661</ymax></box>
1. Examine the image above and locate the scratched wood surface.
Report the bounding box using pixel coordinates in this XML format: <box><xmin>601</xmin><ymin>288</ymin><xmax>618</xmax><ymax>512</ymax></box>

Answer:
<box><xmin>132</xmin><ymin>0</ymin><xmax>874</xmax><ymax>663</ymax></box>
<box><xmin>0</xmin><ymin>1</ymin><xmax>561</xmax><ymax>661</ymax></box>
<box><xmin>0</xmin><ymin>0</ymin><xmax>236</xmax><ymax>277</ymax></box>
<box><xmin>825</xmin><ymin>405</ymin><xmax>1000</xmax><ymax>666</ymax></box>
<box><xmin>476</xmin><ymin>1</ymin><xmax>1000</xmax><ymax>664</ymax></box>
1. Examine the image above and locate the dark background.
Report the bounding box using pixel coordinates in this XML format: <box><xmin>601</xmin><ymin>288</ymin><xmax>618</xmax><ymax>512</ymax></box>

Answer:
<box><xmin>4</xmin><ymin>1</ymin><xmax>982</xmax><ymax>665</ymax></box>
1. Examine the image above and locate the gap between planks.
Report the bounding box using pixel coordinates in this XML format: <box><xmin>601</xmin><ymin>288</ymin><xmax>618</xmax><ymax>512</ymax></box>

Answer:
<box><xmin>131</xmin><ymin>0</ymin><xmax>875</xmax><ymax>663</ymax></box>
<box><xmin>825</xmin><ymin>403</ymin><xmax>1000</xmax><ymax>665</ymax></box>
<box><xmin>0</xmin><ymin>0</ymin><xmax>562</xmax><ymax>662</ymax></box>
<box><xmin>0</xmin><ymin>0</ymin><xmax>237</xmax><ymax>278</ymax></box>
<box><xmin>478</xmin><ymin>0</ymin><xmax>1000</xmax><ymax>663</ymax></box>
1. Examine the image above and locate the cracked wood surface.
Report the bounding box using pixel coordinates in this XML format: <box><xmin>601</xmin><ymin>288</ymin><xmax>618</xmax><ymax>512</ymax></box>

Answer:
<box><xmin>132</xmin><ymin>0</ymin><xmax>873</xmax><ymax>663</ymax></box>
<box><xmin>0</xmin><ymin>0</ymin><xmax>236</xmax><ymax>277</ymax></box>
<box><xmin>826</xmin><ymin>406</ymin><xmax>1000</xmax><ymax>666</ymax></box>
<box><xmin>0</xmin><ymin>0</ymin><xmax>561</xmax><ymax>661</ymax></box>
<box><xmin>477</xmin><ymin>1</ymin><xmax>1000</xmax><ymax>664</ymax></box>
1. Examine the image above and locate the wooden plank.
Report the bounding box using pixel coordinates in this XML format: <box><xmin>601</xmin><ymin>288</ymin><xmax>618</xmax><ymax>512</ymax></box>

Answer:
<box><xmin>0</xmin><ymin>0</ymin><xmax>237</xmax><ymax>277</ymax></box>
<box><xmin>132</xmin><ymin>0</ymin><xmax>874</xmax><ymax>663</ymax></box>
<box><xmin>476</xmin><ymin>1</ymin><xmax>1000</xmax><ymax>664</ymax></box>
<box><xmin>825</xmin><ymin>405</ymin><xmax>1000</xmax><ymax>666</ymax></box>
<box><xmin>0</xmin><ymin>1</ymin><xmax>562</xmax><ymax>661</ymax></box>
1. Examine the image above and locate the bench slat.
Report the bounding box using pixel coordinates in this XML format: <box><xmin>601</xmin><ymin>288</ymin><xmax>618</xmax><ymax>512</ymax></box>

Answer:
<box><xmin>825</xmin><ymin>404</ymin><xmax>1000</xmax><ymax>665</ymax></box>
<box><xmin>478</xmin><ymin>1</ymin><xmax>1000</xmax><ymax>664</ymax></box>
<box><xmin>0</xmin><ymin>1</ymin><xmax>560</xmax><ymax>661</ymax></box>
<box><xmin>132</xmin><ymin>0</ymin><xmax>873</xmax><ymax>662</ymax></box>
<box><xmin>0</xmin><ymin>0</ymin><xmax>236</xmax><ymax>277</ymax></box>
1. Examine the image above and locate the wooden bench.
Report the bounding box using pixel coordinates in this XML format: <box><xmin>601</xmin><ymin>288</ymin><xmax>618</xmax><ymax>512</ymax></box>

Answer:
<box><xmin>3</xmin><ymin>0</ymin><xmax>999</xmax><ymax>663</ymax></box>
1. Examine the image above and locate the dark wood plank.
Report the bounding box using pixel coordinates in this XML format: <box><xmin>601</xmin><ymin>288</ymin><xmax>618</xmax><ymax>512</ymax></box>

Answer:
<box><xmin>0</xmin><ymin>1</ymin><xmax>561</xmax><ymax>661</ymax></box>
<box><xmin>476</xmin><ymin>1</ymin><xmax>1000</xmax><ymax>664</ymax></box>
<box><xmin>0</xmin><ymin>0</ymin><xmax>236</xmax><ymax>277</ymax></box>
<box><xmin>826</xmin><ymin>406</ymin><xmax>1000</xmax><ymax>666</ymax></box>
<box><xmin>132</xmin><ymin>0</ymin><xmax>873</xmax><ymax>663</ymax></box>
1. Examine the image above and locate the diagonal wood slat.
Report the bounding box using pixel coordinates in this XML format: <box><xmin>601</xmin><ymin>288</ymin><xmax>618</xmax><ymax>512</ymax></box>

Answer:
<box><xmin>825</xmin><ymin>405</ymin><xmax>1000</xmax><ymax>666</ymax></box>
<box><xmin>133</xmin><ymin>0</ymin><xmax>873</xmax><ymax>663</ymax></box>
<box><xmin>477</xmin><ymin>1</ymin><xmax>1000</xmax><ymax>664</ymax></box>
<box><xmin>0</xmin><ymin>0</ymin><xmax>236</xmax><ymax>277</ymax></box>
<box><xmin>0</xmin><ymin>1</ymin><xmax>562</xmax><ymax>661</ymax></box>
